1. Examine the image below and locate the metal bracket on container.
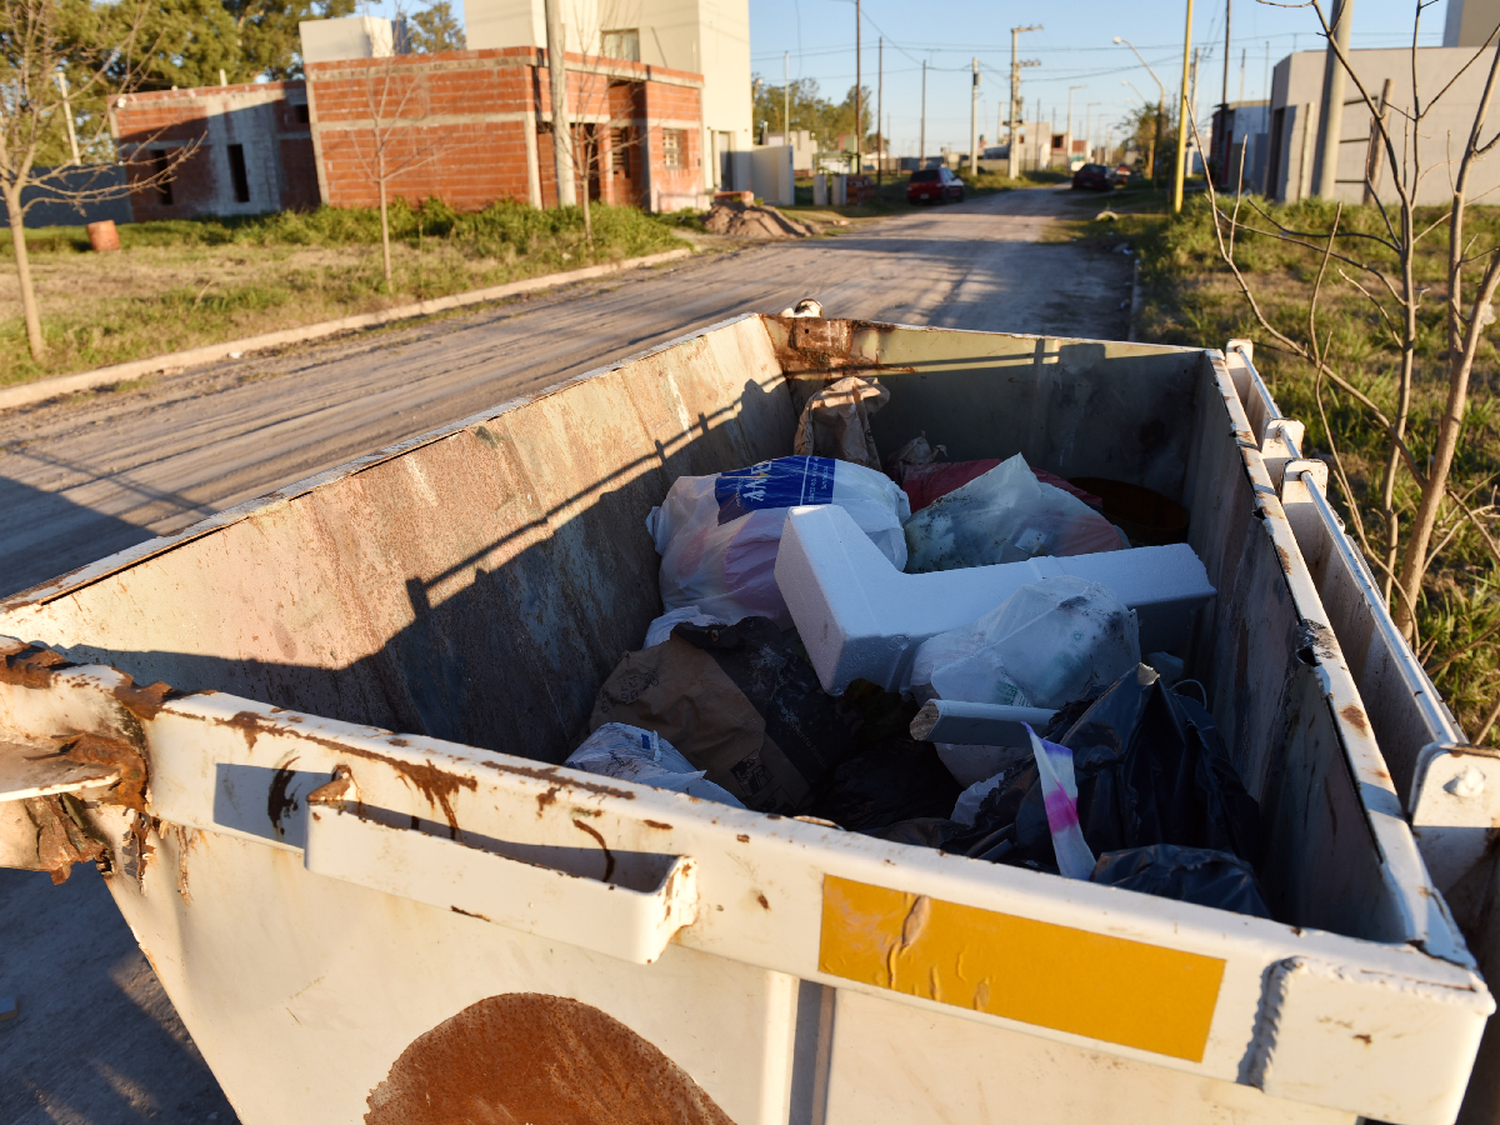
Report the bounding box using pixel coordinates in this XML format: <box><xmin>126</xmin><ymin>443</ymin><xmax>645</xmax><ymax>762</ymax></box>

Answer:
<box><xmin>1260</xmin><ymin>420</ymin><xmax>1308</xmax><ymax>489</ymax></box>
<box><xmin>1408</xmin><ymin>742</ymin><xmax>1500</xmax><ymax>900</ymax></box>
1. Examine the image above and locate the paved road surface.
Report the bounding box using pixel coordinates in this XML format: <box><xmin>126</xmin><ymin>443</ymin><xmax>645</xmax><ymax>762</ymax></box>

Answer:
<box><xmin>0</xmin><ymin>185</ymin><xmax>1128</xmax><ymax>1124</ymax></box>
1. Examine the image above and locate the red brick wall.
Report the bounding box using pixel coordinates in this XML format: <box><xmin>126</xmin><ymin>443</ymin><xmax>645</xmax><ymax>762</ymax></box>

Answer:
<box><xmin>305</xmin><ymin>49</ymin><xmax>704</xmax><ymax>213</ymax></box>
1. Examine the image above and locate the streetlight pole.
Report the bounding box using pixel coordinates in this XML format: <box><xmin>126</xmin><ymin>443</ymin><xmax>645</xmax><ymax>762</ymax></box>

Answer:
<box><xmin>1067</xmin><ymin>84</ymin><xmax>1085</xmax><ymax>159</ymax></box>
<box><xmin>1007</xmin><ymin>24</ymin><xmax>1042</xmax><ymax>179</ymax></box>
<box><xmin>784</xmin><ymin>51</ymin><xmax>790</xmax><ymax>141</ymax></box>
<box><xmin>969</xmin><ymin>58</ymin><xmax>981</xmax><ymax>175</ymax></box>
<box><xmin>1085</xmin><ymin>102</ymin><xmax>1100</xmax><ymax>162</ymax></box>
<box><xmin>1173</xmin><ymin>0</ymin><xmax>1195</xmax><ymax>213</ymax></box>
<box><xmin>1113</xmin><ymin>36</ymin><xmax>1169</xmax><ymax>189</ymax></box>
<box><xmin>920</xmin><ymin>59</ymin><xmax>927</xmax><ymax>169</ymax></box>
<box><xmin>877</xmin><ymin>37</ymin><xmax>884</xmax><ymax>183</ymax></box>
<box><xmin>854</xmin><ymin>0</ymin><xmax>862</xmax><ymax>175</ymax></box>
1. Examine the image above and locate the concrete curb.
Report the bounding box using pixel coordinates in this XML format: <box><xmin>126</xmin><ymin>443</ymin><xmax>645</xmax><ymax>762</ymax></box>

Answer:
<box><xmin>0</xmin><ymin>246</ymin><xmax>693</xmax><ymax>412</ymax></box>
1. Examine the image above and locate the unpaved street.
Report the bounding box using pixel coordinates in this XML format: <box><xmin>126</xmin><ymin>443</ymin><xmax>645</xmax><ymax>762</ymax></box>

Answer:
<box><xmin>0</xmin><ymin>185</ymin><xmax>1128</xmax><ymax>1125</ymax></box>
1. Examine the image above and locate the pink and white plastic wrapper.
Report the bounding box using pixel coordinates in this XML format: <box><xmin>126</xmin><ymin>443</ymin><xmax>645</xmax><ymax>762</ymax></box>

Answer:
<box><xmin>1024</xmin><ymin>722</ymin><xmax>1096</xmax><ymax>880</ymax></box>
<box><xmin>647</xmin><ymin>457</ymin><xmax>910</xmax><ymax>629</ymax></box>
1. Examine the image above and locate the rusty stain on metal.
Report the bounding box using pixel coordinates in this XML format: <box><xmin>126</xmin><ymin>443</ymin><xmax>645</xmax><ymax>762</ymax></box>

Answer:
<box><xmin>59</xmin><ymin>732</ymin><xmax>148</xmax><ymax>813</ymax></box>
<box><xmin>478</xmin><ymin>759</ymin><xmax>636</xmax><ymax>802</ymax></box>
<box><xmin>267</xmin><ymin>759</ymin><xmax>301</xmax><ymax>840</ymax></box>
<box><xmin>643</xmin><ymin>819</ymin><xmax>672</xmax><ymax>830</ymax></box>
<box><xmin>388</xmin><ymin>738</ymin><xmax>410</xmax><ymax>747</ymax></box>
<box><xmin>1276</xmin><ymin>545</ymin><xmax>1293</xmax><ymax>575</ymax></box>
<box><xmin>756</xmin><ymin>893</ymin><xmax>770</xmax><ymax>911</ymax></box>
<box><xmin>110</xmin><ymin>678</ymin><xmax>172</xmax><ymax>721</ymax></box>
<box><xmin>307</xmin><ymin>765</ymin><xmax>355</xmax><ymax>807</ymax></box>
<box><xmin>123</xmin><ymin>812</ymin><xmax>157</xmax><ymax>889</ymax></box>
<box><xmin>571</xmin><ymin>817</ymin><xmax>616</xmax><ymax>883</ymax></box>
<box><xmin>24</xmin><ymin>794</ymin><xmax>108</xmax><ymax>884</ymax></box>
<box><xmin>450</xmin><ymin>905</ymin><xmax>492</xmax><ymax>922</ymax></box>
<box><xmin>363</xmin><ymin>993</ymin><xmax>735</xmax><ymax>1125</ymax></box>
<box><xmin>537</xmin><ymin>787</ymin><xmax>559</xmax><ymax>816</ymax></box>
<box><xmin>0</xmin><ymin>644</ymin><xmax>69</xmax><ymax>689</ymax></box>
<box><xmin>1340</xmin><ymin>704</ymin><xmax>1371</xmax><ymax>736</ymax></box>
<box><xmin>736</xmin><ymin>834</ymin><xmax>750</xmax><ymax>843</ymax></box>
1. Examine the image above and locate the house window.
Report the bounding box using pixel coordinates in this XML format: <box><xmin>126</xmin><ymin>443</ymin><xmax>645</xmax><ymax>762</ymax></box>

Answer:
<box><xmin>227</xmin><ymin>143</ymin><xmax>251</xmax><ymax>203</ymax></box>
<box><xmin>663</xmin><ymin>129</ymin><xmax>685</xmax><ymax>170</ymax></box>
<box><xmin>294</xmin><ymin>102</ymin><xmax>310</xmax><ymax>124</ymax></box>
<box><xmin>601</xmin><ymin>28</ymin><xmax>640</xmax><ymax>61</ymax></box>
<box><xmin>151</xmin><ymin>149</ymin><xmax>173</xmax><ymax>205</ymax></box>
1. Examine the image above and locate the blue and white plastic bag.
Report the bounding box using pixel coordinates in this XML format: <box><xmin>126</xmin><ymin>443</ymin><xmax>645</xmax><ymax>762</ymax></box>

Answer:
<box><xmin>566</xmin><ymin>723</ymin><xmax>745</xmax><ymax>807</ymax></box>
<box><xmin>648</xmin><ymin>456</ymin><xmax>910</xmax><ymax>629</ymax></box>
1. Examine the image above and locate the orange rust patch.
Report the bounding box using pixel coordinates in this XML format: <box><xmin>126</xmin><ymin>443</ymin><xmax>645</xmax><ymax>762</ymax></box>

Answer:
<box><xmin>756</xmin><ymin>893</ymin><xmax>770</xmax><ymax>910</ymax></box>
<box><xmin>0</xmin><ymin>644</ymin><xmax>69</xmax><ymax>689</ymax></box>
<box><xmin>112</xmin><ymin>677</ymin><xmax>172</xmax><ymax>721</ymax></box>
<box><xmin>450</xmin><ymin>905</ymin><xmax>491</xmax><ymax>922</ymax></box>
<box><xmin>60</xmin><ymin>732</ymin><xmax>149</xmax><ymax>813</ymax></box>
<box><xmin>1339</xmin><ymin>703</ymin><xmax>1371</xmax><ymax>736</ymax></box>
<box><xmin>364</xmin><ymin>993</ymin><xmax>735</xmax><ymax>1125</ymax></box>
<box><xmin>25</xmin><ymin>794</ymin><xmax>108</xmax><ymax>883</ymax></box>
<box><xmin>644</xmin><ymin>820</ymin><xmax>672</xmax><ymax>830</ymax></box>
<box><xmin>388</xmin><ymin>738</ymin><xmax>410</xmax><ymax>747</ymax></box>
<box><xmin>736</xmin><ymin>834</ymin><xmax>750</xmax><ymax>843</ymax></box>
<box><xmin>537</xmin><ymin>787</ymin><xmax>559</xmax><ymax>816</ymax></box>
<box><xmin>572</xmin><ymin>818</ymin><xmax>616</xmax><ymax>883</ymax></box>
<box><xmin>1275</xmin><ymin>545</ymin><xmax>1293</xmax><ymax>575</ymax></box>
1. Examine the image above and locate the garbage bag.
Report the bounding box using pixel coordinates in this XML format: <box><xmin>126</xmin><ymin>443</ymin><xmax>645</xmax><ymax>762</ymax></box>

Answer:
<box><xmin>897</xmin><ymin>458</ymin><xmax>1103</xmax><ymax>514</ymax></box>
<box><xmin>909</xmin><ymin>576</ymin><xmax>1140</xmax><ymax>709</ymax></box>
<box><xmin>590</xmin><ymin>617</ymin><xmax>862</xmax><ymax>814</ymax></box>
<box><xmin>649</xmin><ymin>456</ymin><xmax>910</xmax><ymax>629</ymax></box>
<box><xmin>566</xmin><ymin>723</ymin><xmax>745</xmax><ymax>807</ymax></box>
<box><xmin>807</xmin><ymin>740</ymin><xmax>963</xmax><ymax>833</ymax></box>
<box><xmin>1091</xmin><ymin>844</ymin><xmax>1271</xmax><ymax>918</ymax></box>
<box><xmin>945</xmin><ymin>665</ymin><xmax>1261</xmax><ymax>880</ymax></box>
<box><xmin>903</xmin><ymin>453</ymin><xmax>1124</xmax><ymax>572</ymax></box>
<box><xmin>642</xmin><ymin>606</ymin><xmax>727</xmax><ymax>649</ymax></box>
<box><xmin>884</xmin><ymin>432</ymin><xmax>947</xmax><ymax>475</ymax></box>
<box><xmin>793</xmin><ymin>376</ymin><xmax>890</xmax><ymax>469</ymax></box>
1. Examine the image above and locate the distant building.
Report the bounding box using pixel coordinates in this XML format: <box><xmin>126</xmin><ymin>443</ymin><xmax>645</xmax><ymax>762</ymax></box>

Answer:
<box><xmin>1265</xmin><ymin>47</ymin><xmax>1500</xmax><ymax>205</ymax></box>
<box><xmin>1444</xmin><ymin>0</ymin><xmax>1500</xmax><ymax>47</ymax></box>
<box><xmin>1207</xmin><ymin>100</ymin><xmax>1270</xmax><ymax>190</ymax></box>
<box><xmin>110</xmin><ymin>81</ymin><xmax>319</xmax><ymax>221</ymax></box>
<box><xmin>462</xmin><ymin>0</ymin><xmax>749</xmax><ymax>194</ymax></box>
<box><xmin>761</xmin><ymin>129</ymin><xmax>815</xmax><ymax>176</ymax></box>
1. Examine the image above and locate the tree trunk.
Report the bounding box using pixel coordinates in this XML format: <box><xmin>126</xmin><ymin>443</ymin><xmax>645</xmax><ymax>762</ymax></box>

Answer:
<box><xmin>7</xmin><ymin>192</ymin><xmax>45</xmax><ymax>359</ymax></box>
<box><xmin>378</xmin><ymin>151</ymin><xmax>392</xmax><ymax>289</ymax></box>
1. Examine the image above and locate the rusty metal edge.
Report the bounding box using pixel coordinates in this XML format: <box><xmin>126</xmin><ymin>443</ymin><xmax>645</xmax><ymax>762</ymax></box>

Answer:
<box><xmin>0</xmin><ymin>247</ymin><xmax>694</xmax><ymax>414</ymax></box>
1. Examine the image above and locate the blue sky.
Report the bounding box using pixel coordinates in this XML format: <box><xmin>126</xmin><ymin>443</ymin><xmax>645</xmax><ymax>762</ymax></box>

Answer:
<box><xmin>398</xmin><ymin>0</ymin><xmax>1448</xmax><ymax>153</ymax></box>
<box><xmin>745</xmin><ymin>0</ymin><xmax>1446</xmax><ymax>155</ymax></box>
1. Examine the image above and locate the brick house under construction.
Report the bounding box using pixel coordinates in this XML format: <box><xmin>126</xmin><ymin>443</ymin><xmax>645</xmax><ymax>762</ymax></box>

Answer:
<box><xmin>110</xmin><ymin>48</ymin><xmax>706</xmax><ymax>219</ymax></box>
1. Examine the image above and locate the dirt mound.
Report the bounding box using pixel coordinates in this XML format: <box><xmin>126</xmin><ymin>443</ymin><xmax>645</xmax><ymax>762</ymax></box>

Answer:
<box><xmin>703</xmin><ymin>202</ymin><xmax>818</xmax><ymax>239</ymax></box>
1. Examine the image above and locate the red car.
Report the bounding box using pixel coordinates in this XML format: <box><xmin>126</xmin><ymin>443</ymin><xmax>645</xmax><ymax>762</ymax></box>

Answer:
<box><xmin>907</xmin><ymin>167</ymin><xmax>965</xmax><ymax>204</ymax></box>
<box><xmin>1071</xmin><ymin>163</ymin><xmax>1116</xmax><ymax>191</ymax></box>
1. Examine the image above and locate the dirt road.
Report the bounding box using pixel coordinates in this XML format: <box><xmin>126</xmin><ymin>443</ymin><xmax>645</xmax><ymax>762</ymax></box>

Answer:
<box><xmin>0</xmin><ymin>185</ymin><xmax>1127</xmax><ymax>1125</ymax></box>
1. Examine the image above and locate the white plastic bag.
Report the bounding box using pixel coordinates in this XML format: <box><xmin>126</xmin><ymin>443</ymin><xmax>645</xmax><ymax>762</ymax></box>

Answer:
<box><xmin>565</xmin><ymin>723</ymin><xmax>745</xmax><ymax>807</ymax></box>
<box><xmin>909</xmin><ymin>576</ymin><xmax>1140</xmax><ymax>709</ymax></box>
<box><xmin>903</xmin><ymin>452</ymin><xmax>1124</xmax><ymax>573</ymax></box>
<box><xmin>648</xmin><ymin>456</ymin><xmax>910</xmax><ymax>629</ymax></box>
<box><xmin>642</xmin><ymin>606</ymin><xmax>726</xmax><ymax>649</ymax></box>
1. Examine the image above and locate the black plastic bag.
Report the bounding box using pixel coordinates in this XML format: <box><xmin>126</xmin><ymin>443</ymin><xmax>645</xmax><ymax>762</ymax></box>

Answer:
<box><xmin>809</xmin><ymin>741</ymin><xmax>963</xmax><ymax>833</ymax></box>
<box><xmin>1091</xmin><ymin>844</ymin><xmax>1271</xmax><ymax>918</ymax></box>
<box><xmin>949</xmin><ymin>664</ymin><xmax>1261</xmax><ymax>877</ymax></box>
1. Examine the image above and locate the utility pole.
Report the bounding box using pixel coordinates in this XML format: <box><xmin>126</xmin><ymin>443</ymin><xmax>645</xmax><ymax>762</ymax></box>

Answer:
<box><xmin>55</xmin><ymin>73</ymin><xmax>80</xmax><ymax>165</ymax></box>
<box><xmin>543</xmin><ymin>0</ymin><xmax>576</xmax><ymax>206</ymax></box>
<box><xmin>1085</xmin><ymin>102</ymin><xmax>1100</xmax><ymax>161</ymax></box>
<box><xmin>1172</xmin><ymin>0</ymin><xmax>1194</xmax><ymax>213</ymax></box>
<box><xmin>878</xmin><ymin>37</ymin><xmax>884</xmax><ymax>183</ymax></box>
<box><xmin>1312</xmin><ymin>0</ymin><xmax>1353</xmax><ymax>197</ymax></box>
<box><xmin>1006</xmin><ymin>24</ymin><xmax>1042</xmax><ymax>179</ymax></box>
<box><xmin>1218</xmin><ymin>0</ymin><xmax>1231</xmax><ymax>185</ymax></box>
<box><xmin>969</xmin><ymin>58</ymin><xmax>980</xmax><ymax>175</ymax></box>
<box><xmin>854</xmin><ymin>0</ymin><xmax>862</xmax><ymax>175</ymax></box>
<box><xmin>1067</xmin><ymin>84</ymin><xmax>1085</xmax><ymax>158</ymax></box>
<box><xmin>784</xmin><ymin>51</ymin><xmax>790</xmax><ymax>139</ymax></box>
<box><xmin>920</xmin><ymin>59</ymin><xmax>927</xmax><ymax>169</ymax></box>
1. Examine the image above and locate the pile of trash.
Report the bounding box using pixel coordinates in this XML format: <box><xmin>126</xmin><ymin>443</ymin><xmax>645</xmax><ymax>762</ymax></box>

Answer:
<box><xmin>564</xmin><ymin>367</ymin><xmax>1270</xmax><ymax>919</ymax></box>
<box><xmin>703</xmin><ymin>201</ymin><xmax>819</xmax><ymax>239</ymax></box>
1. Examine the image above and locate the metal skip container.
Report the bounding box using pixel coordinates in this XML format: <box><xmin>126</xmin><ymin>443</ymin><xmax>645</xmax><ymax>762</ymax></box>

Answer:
<box><xmin>0</xmin><ymin>316</ymin><xmax>1489</xmax><ymax>1125</ymax></box>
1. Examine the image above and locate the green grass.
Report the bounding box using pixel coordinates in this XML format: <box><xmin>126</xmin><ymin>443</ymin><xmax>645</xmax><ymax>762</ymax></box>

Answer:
<box><xmin>1059</xmin><ymin>191</ymin><xmax>1500</xmax><ymax>736</ymax></box>
<box><xmin>1</xmin><ymin>199</ymin><xmax>687</xmax><ymax>386</ymax></box>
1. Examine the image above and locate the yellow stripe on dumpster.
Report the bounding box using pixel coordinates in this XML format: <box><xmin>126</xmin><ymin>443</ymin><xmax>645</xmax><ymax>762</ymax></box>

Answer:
<box><xmin>818</xmin><ymin>875</ymin><xmax>1225</xmax><ymax>1062</ymax></box>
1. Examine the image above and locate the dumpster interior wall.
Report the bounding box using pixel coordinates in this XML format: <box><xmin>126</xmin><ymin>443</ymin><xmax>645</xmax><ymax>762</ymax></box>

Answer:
<box><xmin>0</xmin><ymin>316</ymin><xmax>1426</xmax><ymax>950</ymax></box>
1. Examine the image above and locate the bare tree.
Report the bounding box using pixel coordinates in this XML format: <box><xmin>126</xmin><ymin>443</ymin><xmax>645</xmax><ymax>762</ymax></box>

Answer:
<box><xmin>338</xmin><ymin>20</ymin><xmax>450</xmax><ymax>288</ymax></box>
<box><xmin>1195</xmin><ymin>0</ymin><xmax>1500</xmax><ymax>730</ymax></box>
<box><xmin>565</xmin><ymin>9</ymin><xmax>649</xmax><ymax>244</ymax></box>
<box><xmin>1</xmin><ymin>0</ymin><xmax>188</xmax><ymax>360</ymax></box>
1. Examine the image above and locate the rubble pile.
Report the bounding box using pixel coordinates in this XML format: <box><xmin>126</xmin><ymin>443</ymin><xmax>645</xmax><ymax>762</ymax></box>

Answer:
<box><xmin>702</xmin><ymin>201</ymin><xmax>819</xmax><ymax>239</ymax></box>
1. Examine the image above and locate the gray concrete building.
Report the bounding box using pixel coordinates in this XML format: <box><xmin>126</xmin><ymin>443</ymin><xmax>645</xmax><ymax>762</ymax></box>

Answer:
<box><xmin>1265</xmin><ymin>46</ymin><xmax>1500</xmax><ymax>205</ymax></box>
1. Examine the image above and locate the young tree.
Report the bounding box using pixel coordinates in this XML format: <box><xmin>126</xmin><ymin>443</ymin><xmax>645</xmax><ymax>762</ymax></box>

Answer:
<box><xmin>2</xmin><ymin>0</ymin><xmax>189</xmax><ymax>360</ymax></box>
<box><xmin>1195</xmin><ymin>1</ymin><xmax>1500</xmax><ymax>730</ymax></box>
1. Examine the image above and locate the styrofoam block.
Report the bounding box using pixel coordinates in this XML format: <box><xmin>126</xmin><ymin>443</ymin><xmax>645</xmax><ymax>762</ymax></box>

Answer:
<box><xmin>774</xmin><ymin>504</ymin><xmax>1215</xmax><ymax>693</ymax></box>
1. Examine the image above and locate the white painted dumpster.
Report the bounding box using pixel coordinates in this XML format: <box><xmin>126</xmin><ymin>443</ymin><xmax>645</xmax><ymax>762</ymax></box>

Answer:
<box><xmin>0</xmin><ymin>316</ymin><xmax>1488</xmax><ymax>1125</ymax></box>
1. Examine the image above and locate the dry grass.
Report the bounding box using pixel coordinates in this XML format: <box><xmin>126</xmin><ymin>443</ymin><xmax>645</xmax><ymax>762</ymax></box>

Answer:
<box><xmin>0</xmin><ymin>199</ymin><xmax>687</xmax><ymax>387</ymax></box>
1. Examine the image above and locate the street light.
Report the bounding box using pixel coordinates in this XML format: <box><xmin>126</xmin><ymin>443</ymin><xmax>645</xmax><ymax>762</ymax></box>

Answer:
<box><xmin>1066</xmin><ymin>84</ymin><xmax>1085</xmax><ymax>161</ymax></box>
<box><xmin>1084</xmin><ymin>102</ymin><xmax>1100</xmax><ymax>163</ymax></box>
<box><xmin>1113</xmin><ymin>35</ymin><xmax>1167</xmax><ymax>190</ymax></box>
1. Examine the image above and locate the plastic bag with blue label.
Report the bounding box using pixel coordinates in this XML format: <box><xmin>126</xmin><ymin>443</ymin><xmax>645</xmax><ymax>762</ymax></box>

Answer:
<box><xmin>648</xmin><ymin>456</ymin><xmax>910</xmax><ymax>629</ymax></box>
<box><xmin>565</xmin><ymin>722</ymin><xmax>746</xmax><ymax>808</ymax></box>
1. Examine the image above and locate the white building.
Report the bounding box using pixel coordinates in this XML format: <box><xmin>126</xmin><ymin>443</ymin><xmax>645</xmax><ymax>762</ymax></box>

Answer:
<box><xmin>463</xmin><ymin>0</ymin><xmax>751</xmax><ymax>193</ymax></box>
<box><xmin>1266</xmin><ymin>46</ymin><xmax>1500</xmax><ymax>205</ymax></box>
<box><xmin>1445</xmin><ymin>0</ymin><xmax>1500</xmax><ymax>47</ymax></box>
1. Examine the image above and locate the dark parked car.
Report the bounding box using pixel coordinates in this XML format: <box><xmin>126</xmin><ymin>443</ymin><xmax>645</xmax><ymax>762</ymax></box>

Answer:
<box><xmin>1071</xmin><ymin>163</ymin><xmax>1115</xmax><ymax>191</ymax></box>
<box><xmin>907</xmin><ymin>166</ymin><xmax>965</xmax><ymax>204</ymax></box>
